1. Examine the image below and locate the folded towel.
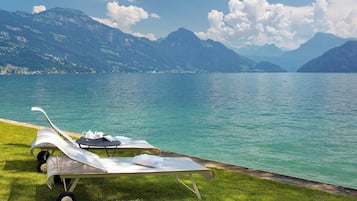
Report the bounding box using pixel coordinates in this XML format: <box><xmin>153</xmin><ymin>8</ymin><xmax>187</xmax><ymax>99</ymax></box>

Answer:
<box><xmin>82</xmin><ymin>131</ymin><xmax>132</xmax><ymax>144</ymax></box>
<box><xmin>132</xmin><ymin>154</ymin><xmax>164</xmax><ymax>168</ymax></box>
<box><xmin>82</xmin><ymin>130</ymin><xmax>105</xmax><ymax>139</ymax></box>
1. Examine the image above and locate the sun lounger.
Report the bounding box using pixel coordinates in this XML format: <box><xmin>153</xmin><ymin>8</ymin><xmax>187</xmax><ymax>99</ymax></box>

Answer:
<box><xmin>31</xmin><ymin>106</ymin><xmax>161</xmax><ymax>157</ymax></box>
<box><xmin>34</xmin><ymin>128</ymin><xmax>214</xmax><ymax>200</ymax></box>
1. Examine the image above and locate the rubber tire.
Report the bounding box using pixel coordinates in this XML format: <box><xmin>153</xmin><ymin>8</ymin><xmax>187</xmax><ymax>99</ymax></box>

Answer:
<box><xmin>56</xmin><ymin>192</ymin><xmax>77</xmax><ymax>201</ymax></box>
<box><xmin>37</xmin><ymin>160</ymin><xmax>47</xmax><ymax>173</ymax></box>
<box><xmin>37</xmin><ymin>151</ymin><xmax>50</xmax><ymax>161</ymax></box>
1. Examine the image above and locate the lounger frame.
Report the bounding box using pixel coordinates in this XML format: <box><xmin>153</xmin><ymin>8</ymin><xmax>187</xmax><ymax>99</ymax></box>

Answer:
<box><xmin>34</xmin><ymin>128</ymin><xmax>214</xmax><ymax>200</ymax></box>
<box><xmin>47</xmin><ymin>156</ymin><xmax>213</xmax><ymax>199</ymax></box>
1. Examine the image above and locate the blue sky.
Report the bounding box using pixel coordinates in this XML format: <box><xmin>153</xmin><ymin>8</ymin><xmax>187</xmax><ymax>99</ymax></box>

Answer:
<box><xmin>1</xmin><ymin>0</ymin><xmax>356</xmax><ymax>50</ymax></box>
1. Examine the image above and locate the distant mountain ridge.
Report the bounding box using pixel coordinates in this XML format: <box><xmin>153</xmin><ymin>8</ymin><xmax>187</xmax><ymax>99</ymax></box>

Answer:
<box><xmin>0</xmin><ymin>8</ymin><xmax>165</xmax><ymax>73</ymax></box>
<box><xmin>297</xmin><ymin>40</ymin><xmax>357</xmax><ymax>72</ymax></box>
<box><xmin>0</xmin><ymin>8</ymin><xmax>285</xmax><ymax>74</ymax></box>
<box><xmin>237</xmin><ymin>32</ymin><xmax>352</xmax><ymax>72</ymax></box>
<box><xmin>280</xmin><ymin>32</ymin><xmax>351</xmax><ymax>71</ymax></box>
<box><xmin>160</xmin><ymin>28</ymin><xmax>255</xmax><ymax>72</ymax></box>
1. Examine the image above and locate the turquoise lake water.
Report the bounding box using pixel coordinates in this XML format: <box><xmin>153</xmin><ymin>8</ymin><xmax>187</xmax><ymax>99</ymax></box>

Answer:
<box><xmin>1</xmin><ymin>73</ymin><xmax>356</xmax><ymax>189</ymax></box>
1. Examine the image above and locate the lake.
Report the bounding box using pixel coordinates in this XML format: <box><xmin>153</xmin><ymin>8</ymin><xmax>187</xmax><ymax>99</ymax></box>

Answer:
<box><xmin>1</xmin><ymin>73</ymin><xmax>356</xmax><ymax>189</ymax></box>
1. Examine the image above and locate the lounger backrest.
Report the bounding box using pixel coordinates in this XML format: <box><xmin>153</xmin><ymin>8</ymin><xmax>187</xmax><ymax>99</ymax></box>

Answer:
<box><xmin>31</xmin><ymin>107</ymin><xmax>78</xmax><ymax>146</ymax></box>
<box><xmin>35</xmin><ymin>128</ymin><xmax>107</xmax><ymax>171</ymax></box>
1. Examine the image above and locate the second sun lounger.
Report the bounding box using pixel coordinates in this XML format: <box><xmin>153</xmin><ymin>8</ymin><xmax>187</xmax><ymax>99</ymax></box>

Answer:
<box><xmin>31</xmin><ymin>106</ymin><xmax>161</xmax><ymax>157</ymax></box>
<box><xmin>34</xmin><ymin>128</ymin><xmax>214</xmax><ymax>200</ymax></box>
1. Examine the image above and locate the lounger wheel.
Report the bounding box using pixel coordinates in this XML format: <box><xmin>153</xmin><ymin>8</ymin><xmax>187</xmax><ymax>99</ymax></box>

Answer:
<box><xmin>56</xmin><ymin>192</ymin><xmax>77</xmax><ymax>201</ymax></box>
<box><xmin>37</xmin><ymin>151</ymin><xmax>50</xmax><ymax>161</ymax></box>
<box><xmin>37</xmin><ymin>160</ymin><xmax>47</xmax><ymax>173</ymax></box>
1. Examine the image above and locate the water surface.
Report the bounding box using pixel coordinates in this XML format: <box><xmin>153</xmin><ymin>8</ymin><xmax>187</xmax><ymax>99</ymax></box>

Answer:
<box><xmin>1</xmin><ymin>73</ymin><xmax>356</xmax><ymax>189</ymax></box>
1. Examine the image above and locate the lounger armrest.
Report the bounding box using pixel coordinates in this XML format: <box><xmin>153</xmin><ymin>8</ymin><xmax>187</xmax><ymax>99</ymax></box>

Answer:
<box><xmin>31</xmin><ymin>106</ymin><xmax>78</xmax><ymax>146</ymax></box>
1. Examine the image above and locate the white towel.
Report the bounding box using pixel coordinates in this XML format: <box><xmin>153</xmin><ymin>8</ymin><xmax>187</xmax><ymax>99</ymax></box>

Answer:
<box><xmin>83</xmin><ymin>130</ymin><xmax>104</xmax><ymax>139</ymax></box>
<box><xmin>132</xmin><ymin>154</ymin><xmax>164</xmax><ymax>168</ymax></box>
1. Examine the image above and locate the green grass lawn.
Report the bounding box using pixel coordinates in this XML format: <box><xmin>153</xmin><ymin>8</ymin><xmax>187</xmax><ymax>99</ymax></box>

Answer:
<box><xmin>0</xmin><ymin>121</ymin><xmax>356</xmax><ymax>201</ymax></box>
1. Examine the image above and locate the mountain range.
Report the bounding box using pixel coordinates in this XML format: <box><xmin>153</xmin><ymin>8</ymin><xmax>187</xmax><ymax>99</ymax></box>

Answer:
<box><xmin>298</xmin><ymin>40</ymin><xmax>357</xmax><ymax>72</ymax></box>
<box><xmin>0</xmin><ymin>8</ymin><xmax>285</xmax><ymax>74</ymax></box>
<box><xmin>237</xmin><ymin>32</ymin><xmax>353</xmax><ymax>72</ymax></box>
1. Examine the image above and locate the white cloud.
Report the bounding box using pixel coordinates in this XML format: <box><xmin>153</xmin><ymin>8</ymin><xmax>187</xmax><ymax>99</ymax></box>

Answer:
<box><xmin>32</xmin><ymin>5</ymin><xmax>46</xmax><ymax>14</ymax></box>
<box><xmin>92</xmin><ymin>1</ymin><xmax>159</xmax><ymax>40</ymax></box>
<box><xmin>106</xmin><ymin>1</ymin><xmax>148</xmax><ymax>33</ymax></box>
<box><xmin>150</xmin><ymin>13</ymin><xmax>160</xmax><ymax>19</ymax></box>
<box><xmin>319</xmin><ymin>0</ymin><xmax>357</xmax><ymax>38</ymax></box>
<box><xmin>92</xmin><ymin>17</ymin><xmax>118</xmax><ymax>28</ymax></box>
<box><xmin>197</xmin><ymin>0</ymin><xmax>357</xmax><ymax>50</ymax></box>
<box><xmin>132</xmin><ymin>32</ymin><xmax>156</xmax><ymax>40</ymax></box>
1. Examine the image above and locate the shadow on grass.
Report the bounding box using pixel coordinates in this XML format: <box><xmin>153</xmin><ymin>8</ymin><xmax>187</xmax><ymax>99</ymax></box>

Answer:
<box><xmin>3</xmin><ymin>159</ymin><xmax>37</xmax><ymax>172</ymax></box>
<box><xmin>34</xmin><ymin>176</ymin><xmax>199</xmax><ymax>201</ymax></box>
<box><xmin>4</xmin><ymin>143</ymin><xmax>31</xmax><ymax>148</ymax></box>
<box><xmin>99</xmin><ymin>176</ymin><xmax>194</xmax><ymax>200</ymax></box>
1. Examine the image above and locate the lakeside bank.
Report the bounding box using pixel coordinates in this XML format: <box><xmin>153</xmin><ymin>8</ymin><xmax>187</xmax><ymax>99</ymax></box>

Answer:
<box><xmin>0</xmin><ymin>118</ymin><xmax>356</xmax><ymax>198</ymax></box>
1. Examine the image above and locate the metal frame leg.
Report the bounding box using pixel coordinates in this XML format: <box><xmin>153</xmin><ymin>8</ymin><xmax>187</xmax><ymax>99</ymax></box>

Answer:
<box><xmin>62</xmin><ymin>178</ymin><xmax>80</xmax><ymax>192</ymax></box>
<box><xmin>176</xmin><ymin>174</ymin><xmax>202</xmax><ymax>199</ymax></box>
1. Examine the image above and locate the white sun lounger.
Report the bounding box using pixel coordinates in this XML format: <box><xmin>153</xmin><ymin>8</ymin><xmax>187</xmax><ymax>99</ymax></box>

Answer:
<box><xmin>31</xmin><ymin>106</ymin><xmax>161</xmax><ymax>156</ymax></box>
<box><xmin>34</xmin><ymin>129</ymin><xmax>214</xmax><ymax>200</ymax></box>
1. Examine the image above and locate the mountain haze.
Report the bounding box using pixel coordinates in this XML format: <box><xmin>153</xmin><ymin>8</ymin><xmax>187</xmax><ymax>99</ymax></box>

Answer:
<box><xmin>236</xmin><ymin>44</ymin><xmax>284</xmax><ymax>62</ymax></box>
<box><xmin>0</xmin><ymin>8</ymin><xmax>285</xmax><ymax>74</ymax></box>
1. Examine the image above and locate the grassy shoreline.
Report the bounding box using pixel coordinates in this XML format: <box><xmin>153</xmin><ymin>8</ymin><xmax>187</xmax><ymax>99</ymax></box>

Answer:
<box><xmin>0</xmin><ymin>119</ymin><xmax>356</xmax><ymax>200</ymax></box>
